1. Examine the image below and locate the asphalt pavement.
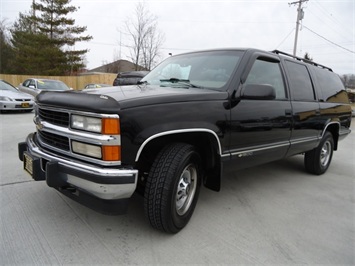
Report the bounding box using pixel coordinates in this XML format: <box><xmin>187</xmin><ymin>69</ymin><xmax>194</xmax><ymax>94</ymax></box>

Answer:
<box><xmin>1</xmin><ymin>112</ymin><xmax>354</xmax><ymax>265</ymax></box>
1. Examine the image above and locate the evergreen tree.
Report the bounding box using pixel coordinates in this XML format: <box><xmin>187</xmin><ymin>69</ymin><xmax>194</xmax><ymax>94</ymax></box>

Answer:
<box><xmin>10</xmin><ymin>12</ymin><xmax>66</xmax><ymax>75</ymax></box>
<box><xmin>10</xmin><ymin>0</ymin><xmax>92</xmax><ymax>75</ymax></box>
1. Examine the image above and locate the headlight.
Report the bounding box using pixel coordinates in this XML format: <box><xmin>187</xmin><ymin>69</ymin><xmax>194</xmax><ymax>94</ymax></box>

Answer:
<box><xmin>71</xmin><ymin>115</ymin><xmax>102</xmax><ymax>133</ymax></box>
<box><xmin>0</xmin><ymin>96</ymin><xmax>13</xmax><ymax>101</ymax></box>
<box><xmin>71</xmin><ymin>115</ymin><xmax>120</xmax><ymax>134</ymax></box>
<box><xmin>72</xmin><ymin>141</ymin><xmax>102</xmax><ymax>158</ymax></box>
<box><xmin>72</xmin><ymin>141</ymin><xmax>121</xmax><ymax>161</ymax></box>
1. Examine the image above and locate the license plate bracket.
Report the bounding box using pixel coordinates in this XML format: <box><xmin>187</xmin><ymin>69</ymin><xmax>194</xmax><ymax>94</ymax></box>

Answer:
<box><xmin>23</xmin><ymin>152</ymin><xmax>33</xmax><ymax>176</ymax></box>
<box><xmin>23</xmin><ymin>151</ymin><xmax>46</xmax><ymax>181</ymax></box>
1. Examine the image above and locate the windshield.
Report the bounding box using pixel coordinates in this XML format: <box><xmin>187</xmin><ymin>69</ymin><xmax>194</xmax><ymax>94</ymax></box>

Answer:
<box><xmin>141</xmin><ymin>50</ymin><xmax>243</xmax><ymax>91</ymax></box>
<box><xmin>0</xmin><ymin>80</ymin><xmax>18</xmax><ymax>92</ymax></box>
<box><xmin>37</xmin><ymin>80</ymin><xmax>70</xmax><ymax>91</ymax></box>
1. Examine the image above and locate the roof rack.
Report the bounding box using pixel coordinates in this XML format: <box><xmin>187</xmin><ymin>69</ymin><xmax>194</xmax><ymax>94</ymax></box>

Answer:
<box><xmin>272</xmin><ymin>50</ymin><xmax>333</xmax><ymax>72</ymax></box>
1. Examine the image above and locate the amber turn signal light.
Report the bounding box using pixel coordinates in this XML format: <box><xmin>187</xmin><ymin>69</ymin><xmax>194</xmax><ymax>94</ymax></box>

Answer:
<box><xmin>102</xmin><ymin>146</ymin><xmax>121</xmax><ymax>161</ymax></box>
<box><xmin>102</xmin><ymin>118</ymin><xmax>120</xmax><ymax>134</ymax></box>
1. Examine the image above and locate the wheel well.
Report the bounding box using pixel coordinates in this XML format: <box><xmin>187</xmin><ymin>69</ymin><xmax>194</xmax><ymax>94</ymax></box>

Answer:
<box><xmin>324</xmin><ymin>123</ymin><xmax>339</xmax><ymax>150</ymax></box>
<box><xmin>136</xmin><ymin>132</ymin><xmax>221</xmax><ymax>191</ymax></box>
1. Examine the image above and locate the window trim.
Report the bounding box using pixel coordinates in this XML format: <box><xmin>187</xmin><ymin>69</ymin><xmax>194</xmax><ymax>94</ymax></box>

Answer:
<box><xmin>243</xmin><ymin>56</ymin><xmax>288</xmax><ymax>100</ymax></box>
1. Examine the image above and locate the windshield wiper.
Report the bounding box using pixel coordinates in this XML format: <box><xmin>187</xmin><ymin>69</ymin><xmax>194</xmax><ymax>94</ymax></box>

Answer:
<box><xmin>160</xmin><ymin>78</ymin><xmax>201</xmax><ymax>88</ymax></box>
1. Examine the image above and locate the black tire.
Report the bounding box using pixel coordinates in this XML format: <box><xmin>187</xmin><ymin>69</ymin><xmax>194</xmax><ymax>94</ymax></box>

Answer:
<box><xmin>144</xmin><ymin>143</ymin><xmax>202</xmax><ymax>233</ymax></box>
<box><xmin>304</xmin><ymin>131</ymin><xmax>334</xmax><ymax>175</ymax></box>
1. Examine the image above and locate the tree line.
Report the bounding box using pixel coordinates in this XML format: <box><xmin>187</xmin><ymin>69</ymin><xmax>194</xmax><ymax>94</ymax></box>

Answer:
<box><xmin>0</xmin><ymin>0</ymin><xmax>165</xmax><ymax>75</ymax></box>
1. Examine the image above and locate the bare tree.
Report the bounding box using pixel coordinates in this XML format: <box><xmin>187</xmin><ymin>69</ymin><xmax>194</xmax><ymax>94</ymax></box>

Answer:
<box><xmin>125</xmin><ymin>2</ymin><xmax>165</xmax><ymax>71</ymax></box>
<box><xmin>141</xmin><ymin>24</ymin><xmax>165</xmax><ymax>70</ymax></box>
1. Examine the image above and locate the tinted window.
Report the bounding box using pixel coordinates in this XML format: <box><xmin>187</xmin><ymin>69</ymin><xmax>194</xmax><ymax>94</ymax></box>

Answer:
<box><xmin>245</xmin><ymin>59</ymin><xmax>286</xmax><ymax>99</ymax></box>
<box><xmin>285</xmin><ymin>61</ymin><xmax>315</xmax><ymax>101</ymax></box>
<box><xmin>313</xmin><ymin>67</ymin><xmax>346</xmax><ymax>102</ymax></box>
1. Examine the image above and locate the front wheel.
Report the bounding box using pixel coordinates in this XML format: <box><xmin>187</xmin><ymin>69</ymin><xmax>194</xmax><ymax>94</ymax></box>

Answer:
<box><xmin>304</xmin><ymin>132</ymin><xmax>334</xmax><ymax>175</ymax></box>
<box><xmin>144</xmin><ymin>143</ymin><xmax>202</xmax><ymax>233</ymax></box>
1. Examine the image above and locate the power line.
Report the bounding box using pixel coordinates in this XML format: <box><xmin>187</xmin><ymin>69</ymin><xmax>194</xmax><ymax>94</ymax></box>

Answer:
<box><xmin>275</xmin><ymin>28</ymin><xmax>295</xmax><ymax>50</ymax></box>
<box><xmin>303</xmin><ymin>25</ymin><xmax>355</xmax><ymax>54</ymax></box>
<box><xmin>313</xmin><ymin>0</ymin><xmax>352</xmax><ymax>34</ymax></box>
<box><xmin>308</xmin><ymin>2</ymin><xmax>352</xmax><ymax>44</ymax></box>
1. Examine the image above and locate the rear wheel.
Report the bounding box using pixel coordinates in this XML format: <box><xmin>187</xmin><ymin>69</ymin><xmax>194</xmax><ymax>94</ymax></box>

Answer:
<box><xmin>304</xmin><ymin>132</ymin><xmax>334</xmax><ymax>175</ymax></box>
<box><xmin>144</xmin><ymin>143</ymin><xmax>202</xmax><ymax>233</ymax></box>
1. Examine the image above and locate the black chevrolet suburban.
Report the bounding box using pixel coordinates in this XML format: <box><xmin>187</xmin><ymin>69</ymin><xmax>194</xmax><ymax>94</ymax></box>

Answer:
<box><xmin>18</xmin><ymin>48</ymin><xmax>352</xmax><ymax>233</ymax></box>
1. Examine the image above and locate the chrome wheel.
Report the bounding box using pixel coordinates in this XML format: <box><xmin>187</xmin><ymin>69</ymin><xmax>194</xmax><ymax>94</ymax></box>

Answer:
<box><xmin>305</xmin><ymin>132</ymin><xmax>334</xmax><ymax>175</ymax></box>
<box><xmin>176</xmin><ymin>164</ymin><xmax>197</xmax><ymax>216</ymax></box>
<box><xmin>320</xmin><ymin>140</ymin><xmax>331</xmax><ymax>167</ymax></box>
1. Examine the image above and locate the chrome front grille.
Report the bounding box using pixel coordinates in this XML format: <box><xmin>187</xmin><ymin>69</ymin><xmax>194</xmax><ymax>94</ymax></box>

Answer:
<box><xmin>34</xmin><ymin>106</ymin><xmax>121</xmax><ymax>166</ymax></box>
<box><xmin>38</xmin><ymin>108</ymin><xmax>69</xmax><ymax>127</ymax></box>
<box><xmin>15</xmin><ymin>98</ymin><xmax>32</xmax><ymax>102</ymax></box>
<box><xmin>38</xmin><ymin>130</ymin><xmax>70</xmax><ymax>151</ymax></box>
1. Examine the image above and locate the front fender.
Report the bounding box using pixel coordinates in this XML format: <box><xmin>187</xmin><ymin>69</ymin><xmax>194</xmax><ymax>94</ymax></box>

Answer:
<box><xmin>135</xmin><ymin>126</ymin><xmax>223</xmax><ymax>162</ymax></box>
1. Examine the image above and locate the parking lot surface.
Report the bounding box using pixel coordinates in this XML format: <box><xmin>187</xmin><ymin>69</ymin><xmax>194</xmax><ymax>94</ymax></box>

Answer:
<box><xmin>1</xmin><ymin>112</ymin><xmax>354</xmax><ymax>265</ymax></box>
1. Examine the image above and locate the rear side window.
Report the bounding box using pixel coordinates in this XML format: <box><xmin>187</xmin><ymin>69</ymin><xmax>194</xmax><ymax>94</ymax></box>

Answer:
<box><xmin>285</xmin><ymin>61</ymin><xmax>315</xmax><ymax>101</ymax></box>
<box><xmin>312</xmin><ymin>67</ymin><xmax>347</xmax><ymax>102</ymax></box>
<box><xmin>245</xmin><ymin>59</ymin><xmax>286</xmax><ymax>99</ymax></box>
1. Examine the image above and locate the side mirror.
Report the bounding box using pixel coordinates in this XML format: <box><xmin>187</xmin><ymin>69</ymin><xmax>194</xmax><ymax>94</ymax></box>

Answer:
<box><xmin>241</xmin><ymin>84</ymin><xmax>276</xmax><ymax>100</ymax></box>
<box><xmin>29</xmin><ymin>85</ymin><xmax>36</xmax><ymax>89</ymax></box>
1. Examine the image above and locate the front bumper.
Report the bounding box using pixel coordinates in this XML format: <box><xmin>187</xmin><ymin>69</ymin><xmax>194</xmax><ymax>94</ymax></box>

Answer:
<box><xmin>18</xmin><ymin>133</ymin><xmax>138</xmax><ymax>214</ymax></box>
<box><xmin>0</xmin><ymin>101</ymin><xmax>34</xmax><ymax>111</ymax></box>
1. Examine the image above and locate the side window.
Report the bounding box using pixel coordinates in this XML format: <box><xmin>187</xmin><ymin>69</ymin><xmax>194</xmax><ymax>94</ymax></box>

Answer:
<box><xmin>285</xmin><ymin>61</ymin><xmax>315</xmax><ymax>101</ymax></box>
<box><xmin>245</xmin><ymin>59</ymin><xmax>286</xmax><ymax>99</ymax></box>
<box><xmin>29</xmin><ymin>80</ymin><xmax>36</xmax><ymax>88</ymax></box>
<box><xmin>23</xmin><ymin>79</ymin><xmax>30</xmax><ymax>87</ymax></box>
<box><xmin>313</xmin><ymin>67</ymin><xmax>347</xmax><ymax>102</ymax></box>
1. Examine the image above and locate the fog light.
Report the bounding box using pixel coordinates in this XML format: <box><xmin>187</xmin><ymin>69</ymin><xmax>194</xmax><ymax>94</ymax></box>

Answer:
<box><xmin>72</xmin><ymin>141</ymin><xmax>101</xmax><ymax>158</ymax></box>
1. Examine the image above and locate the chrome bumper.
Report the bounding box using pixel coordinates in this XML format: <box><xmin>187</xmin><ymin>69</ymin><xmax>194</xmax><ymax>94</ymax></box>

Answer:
<box><xmin>19</xmin><ymin>133</ymin><xmax>138</xmax><ymax>201</ymax></box>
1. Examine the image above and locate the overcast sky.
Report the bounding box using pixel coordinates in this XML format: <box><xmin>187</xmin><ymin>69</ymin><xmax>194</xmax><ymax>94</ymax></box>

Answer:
<box><xmin>1</xmin><ymin>0</ymin><xmax>354</xmax><ymax>75</ymax></box>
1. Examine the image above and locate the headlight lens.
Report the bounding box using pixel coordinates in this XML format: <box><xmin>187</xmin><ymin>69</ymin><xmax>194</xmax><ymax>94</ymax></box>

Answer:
<box><xmin>72</xmin><ymin>141</ymin><xmax>102</xmax><ymax>158</ymax></box>
<box><xmin>71</xmin><ymin>115</ymin><xmax>102</xmax><ymax>133</ymax></box>
<box><xmin>0</xmin><ymin>96</ymin><xmax>13</xmax><ymax>101</ymax></box>
<box><xmin>72</xmin><ymin>141</ymin><xmax>121</xmax><ymax>161</ymax></box>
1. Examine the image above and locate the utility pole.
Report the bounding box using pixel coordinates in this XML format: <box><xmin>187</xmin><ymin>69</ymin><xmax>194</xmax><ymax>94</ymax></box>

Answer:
<box><xmin>289</xmin><ymin>0</ymin><xmax>308</xmax><ymax>56</ymax></box>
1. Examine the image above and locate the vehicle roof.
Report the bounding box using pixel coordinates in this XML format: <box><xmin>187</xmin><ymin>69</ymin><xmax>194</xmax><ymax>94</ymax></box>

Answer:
<box><xmin>117</xmin><ymin>71</ymin><xmax>149</xmax><ymax>77</ymax></box>
<box><xmin>26</xmin><ymin>78</ymin><xmax>65</xmax><ymax>82</ymax></box>
<box><xmin>173</xmin><ymin>48</ymin><xmax>332</xmax><ymax>72</ymax></box>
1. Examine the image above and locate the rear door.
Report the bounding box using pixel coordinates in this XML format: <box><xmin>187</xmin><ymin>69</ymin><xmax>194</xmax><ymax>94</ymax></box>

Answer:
<box><xmin>283</xmin><ymin>60</ymin><xmax>321</xmax><ymax>156</ymax></box>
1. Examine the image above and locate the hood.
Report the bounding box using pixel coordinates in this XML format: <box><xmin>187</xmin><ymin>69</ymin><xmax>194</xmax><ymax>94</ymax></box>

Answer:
<box><xmin>36</xmin><ymin>85</ymin><xmax>228</xmax><ymax>113</ymax></box>
<box><xmin>1</xmin><ymin>90</ymin><xmax>34</xmax><ymax>100</ymax></box>
<box><xmin>85</xmin><ymin>84</ymin><xmax>228</xmax><ymax>109</ymax></box>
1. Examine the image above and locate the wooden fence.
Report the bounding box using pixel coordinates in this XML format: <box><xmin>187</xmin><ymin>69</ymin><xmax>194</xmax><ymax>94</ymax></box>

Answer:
<box><xmin>0</xmin><ymin>73</ymin><xmax>117</xmax><ymax>90</ymax></box>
